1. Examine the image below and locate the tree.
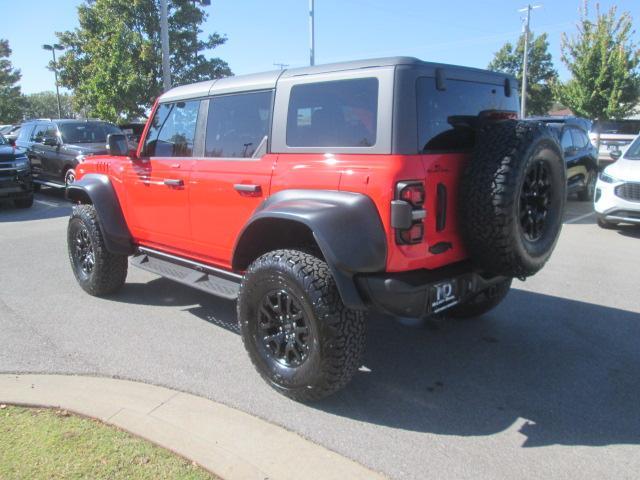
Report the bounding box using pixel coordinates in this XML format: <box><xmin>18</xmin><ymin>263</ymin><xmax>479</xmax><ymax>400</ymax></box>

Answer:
<box><xmin>56</xmin><ymin>0</ymin><xmax>231</xmax><ymax>122</ymax></box>
<box><xmin>23</xmin><ymin>91</ymin><xmax>75</xmax><ymax>119</ymax></box>
<box><xmin>488</xmin><ymin>32</ymin><xmax>558</xmax><ymax>116</ymax></box>
<box><xmin>555</xmin><ymin>2</ymin><xmax>640</xmax><ymax>120</ymax></box>
<box><xmin>0</xmin><ymin>39</ymin><xmax>24</xmax><ymax>123</ymax></box>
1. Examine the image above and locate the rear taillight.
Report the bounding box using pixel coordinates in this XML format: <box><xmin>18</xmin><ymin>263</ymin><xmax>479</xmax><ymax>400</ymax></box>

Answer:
<box><xmin>391</xmin><ymin>181</ymin><xmax>426</xmax><ymax>245</ymax></box>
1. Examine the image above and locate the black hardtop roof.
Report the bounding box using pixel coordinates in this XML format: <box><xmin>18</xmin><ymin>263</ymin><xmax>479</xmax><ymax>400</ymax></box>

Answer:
<box><xmin>159</xmin><ymin>56</ymin><xmax>517</xmax><ymax>103</ymax></box>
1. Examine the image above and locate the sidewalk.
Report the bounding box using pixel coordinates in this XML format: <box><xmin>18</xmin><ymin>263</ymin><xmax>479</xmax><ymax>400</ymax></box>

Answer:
<box><xmin>0</xmin><ymin>374</ymin><xmax>384</xmax><ymax>480</ymax></box>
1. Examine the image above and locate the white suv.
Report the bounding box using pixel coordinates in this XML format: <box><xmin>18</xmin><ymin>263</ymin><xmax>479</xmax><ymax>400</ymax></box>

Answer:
<box><xmin>595</xmin><ymin>134</ymin><xmax>640</xmax><ymax>228</ymax></box>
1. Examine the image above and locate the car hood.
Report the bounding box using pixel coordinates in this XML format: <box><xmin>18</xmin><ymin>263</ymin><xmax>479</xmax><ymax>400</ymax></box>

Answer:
<box><xmin>64</xmin><ymin>143</ymin><xmax>108</xmax><ymax>155</ymax></box>
<box><xmin>0</xmin><ymin>144</ymin><xmax>26</xmax><ymax>161</ymax></box>
<box><xmin>606</xmin><ymin>158</ymin><xmax>640</xmax><ymax>182</ymax></box>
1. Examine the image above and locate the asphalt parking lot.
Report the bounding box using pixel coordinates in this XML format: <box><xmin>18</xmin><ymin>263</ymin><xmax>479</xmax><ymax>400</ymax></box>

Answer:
<box><xmin>1</xmin><ymin>189</ymin><xmax>639</xmax><ymax>480</ymax></box>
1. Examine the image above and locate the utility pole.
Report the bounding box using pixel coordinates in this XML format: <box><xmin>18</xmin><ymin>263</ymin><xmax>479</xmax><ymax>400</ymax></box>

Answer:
<box><xmin>309</xmin><ymin>0</ymin><xmax>315</xmax><ymax>66</ymax></box>
<box><xmin>160</xmin><ymin>0</ymin><xmax>171</xmax><ymax>91</ymax></box>
<box><xmin>42</xmin><ymin>44</ymin><xmax>64</xmax><ymax>119</ymax></box>
<box><xmin>518</xmin><ymin>4</ymin><xmax>541</xmax><ymax>118</ymax></box>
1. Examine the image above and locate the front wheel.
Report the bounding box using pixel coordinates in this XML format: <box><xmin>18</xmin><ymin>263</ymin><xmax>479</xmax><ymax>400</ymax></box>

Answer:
<box><xmin>238</xmin><ymin>250</ymin><xmax>366</xmax><ymax>402</ymax></box>
<box><xmin>448</xmin><ymin>278</ymin><xmax>512</xmax><ymax>319</ymax></box>
<box><xmin>67</xmin><ymin>204</ymin><xmax>128</xmax><ymax>296</ymax></box>
<box><xmin>64</xmin><ymin>168</ymin><xmax>76</xmax><ymax>187</ymax></box>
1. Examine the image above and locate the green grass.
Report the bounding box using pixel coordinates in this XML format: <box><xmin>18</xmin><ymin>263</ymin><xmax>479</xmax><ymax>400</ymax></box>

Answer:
<box><xmin>0</xmin><ymin>405</ymin><xmax>215</xmax><ymax>480</ymax></box>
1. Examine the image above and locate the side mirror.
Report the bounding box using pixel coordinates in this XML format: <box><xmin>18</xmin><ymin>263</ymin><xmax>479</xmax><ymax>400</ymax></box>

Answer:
<box><xmin>107</xmin><ymin>134</ymin><xmax>129</xmax><ymax>156</ymax></box>
<box><xmin>609</xmin><ymin>150</ymin><xmax>622</xmax><ymax>161</ymax></box>
<box><xmin>42</xmin><ymin>137</ymin><xmax>59</xmax><ymax>146</ymax></box>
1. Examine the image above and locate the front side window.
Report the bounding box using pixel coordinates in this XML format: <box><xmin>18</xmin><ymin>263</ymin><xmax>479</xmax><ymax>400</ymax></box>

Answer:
<box><xmin>571</xmin><ymin>128</ymin><xmax>589</xmax><ymax>149</ymax></box>
<box><xmin>143</xmin><ymin>100</ymin><xmax>200</xmax><ymax>157</ymax></box>
<box><xmin>286</xmin><ymin>78</ymin><xmax>378</xmax><ymax>147</ymax></box>
<box><xmin>205</xmin><ymin>90</ymin><xmax>272</xmax><ymax>158</ymax></box>
<box><xmin>31</xmin><ymin>123</ymin><xmax>51</xmax><ymax>142</ymax></box>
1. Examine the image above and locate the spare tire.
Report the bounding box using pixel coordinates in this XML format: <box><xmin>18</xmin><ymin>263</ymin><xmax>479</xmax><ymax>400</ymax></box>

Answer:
<box><xmin>459</xmin><ymin>120</ymin><xmax>566</xmax><ymax>278</ymax></box>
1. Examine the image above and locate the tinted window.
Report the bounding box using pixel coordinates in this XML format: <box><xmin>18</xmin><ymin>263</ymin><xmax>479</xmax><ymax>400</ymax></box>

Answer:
<box><xmin>623</xmin><ymin>136</ymin><xmax>640</xmax><ymax>160</ymax></box>
<box><xmin>570</xmin><ymin>128</ymin><xmax>589</xmax><ymax>149</ymax></box>
<box><xmin>58</xmin><ymin>122</ymin><xmax>121</xmax><ymax>144</ymax></box>
<box><xmin>205</xmin><ymin>91</ymin><xmax>272</xmax><ymax>158</ymax></box>
<box><xmin>287</xmin><ymin>78</ymin><xmax>378</xmax><ymax>147</ymax></box>
<box><xmin>31</xmin><ymin>123</ymin><xmax>52</xmax><ymax>142</ymax></box>
<box><xmin>561</xmin><ymin>130</ymin><xmax>573</xmax><ymax>151</ymax></box>
<box><xmin>417</xmin><ymin>77</ymin><xmax>519</xmax><ymax>152</ymax></box>
<box><xmin>143</xmin><ymin>100</ymin><xmax>200</xmax><ymax>157</ymax></box>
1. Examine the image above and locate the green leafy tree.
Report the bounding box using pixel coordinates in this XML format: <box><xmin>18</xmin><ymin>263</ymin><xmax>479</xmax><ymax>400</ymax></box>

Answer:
<box><xmin>488</xmin><ymin>32</ymin><xmax>558</xmax><ymax>116</ymax></box>
<box><xmin>0</xmin><ymin>39</ymin><xmax>25</xmax><ymax>123</ymax></box>
<box><xmin>555</xmin><ymin>2</ymin><xmax>640</xmax><ymax>120</ymax></box>
<box><xmin>56</xmin><ymin>0</ymin><xmax>231</xmax><ymax>122</ymax></box>
<box><xmin>23</xmin><ymin>91</ymin><xmax>75</xmax><ymax>119</ymax></box>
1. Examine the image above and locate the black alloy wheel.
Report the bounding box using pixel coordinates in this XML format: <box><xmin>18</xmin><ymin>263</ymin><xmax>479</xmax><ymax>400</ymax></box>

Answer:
<box><xmin>72</xmin><ymin>225</ymin><xmax>95</xmax><ymax>278</ymax></box>
<box><xmin>519</xmin><ymin>160</ymin><xmax>552</xmax><ymax>242</ymax></box>
<box><xmin>258</xmin><ymin>289</ymin><xmax>311</xmax><ymax>368</ymax></box>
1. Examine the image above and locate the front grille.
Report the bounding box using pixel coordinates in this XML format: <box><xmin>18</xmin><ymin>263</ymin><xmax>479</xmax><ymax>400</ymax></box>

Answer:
<box><xmin>615</xmin><ymin>182</ymin><xmax>640</xmax><ymax>202</ymax></box>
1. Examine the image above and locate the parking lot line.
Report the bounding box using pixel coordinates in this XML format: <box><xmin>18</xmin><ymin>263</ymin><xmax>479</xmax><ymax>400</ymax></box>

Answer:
<box><xmin>34</xmin><ymin>199</ymin><xmax>63</xmax><ymax>208</ymax></box>
<box><xmin>565</xmin><ymin>211</ymin><xmax>595</xmax><ymax>224</ymax></box>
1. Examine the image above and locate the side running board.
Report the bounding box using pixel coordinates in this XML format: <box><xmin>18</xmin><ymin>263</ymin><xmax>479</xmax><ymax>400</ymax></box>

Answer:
<box><xmin>131</xmin><ymin>247</ymin><xmax>241</xmax><ymax>300</ymax></box>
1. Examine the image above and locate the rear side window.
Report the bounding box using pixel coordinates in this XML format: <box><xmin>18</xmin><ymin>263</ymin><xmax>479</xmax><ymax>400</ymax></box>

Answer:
<box><xmin>570</xmin><ymin>128</ymin><xmax>589</xmax><ymax>149</ymax></box>
<box><xmin>561</xmin><ymin>129</ymin><xmax>573</xmax><ymax>151</ymax></box>
<box><xmin>286</xmin><ymin>78</ymin><xmax>378</xmax><ymax>147</ymax></box>
<box><xmin>205</xmin><ymin>90</ymin><xmax>272</xmax><ymax>158</ymax></box>
<box><xmin>143</xmin><ymin>100</ymin><xmax>200</xmax><ymax>157</ymax></box>
<box><xmin>417</xmin><ymin>77</ymin><xmax>519</xmax><ymax>152</ymax></box>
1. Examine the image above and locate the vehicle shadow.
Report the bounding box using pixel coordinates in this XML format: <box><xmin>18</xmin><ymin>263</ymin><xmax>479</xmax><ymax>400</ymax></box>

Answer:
<box><xmin>617</xmin><ymin>225</ymin><xmax>640</xmax><ymax>239</ymax></box>
<box><xmin>111</xmin><ymin>277</ymin><xmax>640</xmax><ymax>447</ymax></box>
<box><xmin>0</xmin><ymin>188</ymin><xmax>70</xmax><ymax>222</ymax></box>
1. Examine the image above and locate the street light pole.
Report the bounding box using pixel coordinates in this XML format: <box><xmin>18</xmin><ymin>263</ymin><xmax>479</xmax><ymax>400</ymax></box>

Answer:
<box><xmin>160</xmin><ymin>0</ymin><xmax>171</xmax><ymax>91</ymax></box>
<box><xmin>309</xmin><ymin>0</ymin><xmax>315</xmax><ymax>66</ymax></box>
<box><xmin>518</xmin><ymin>4</ymin><xmax>541</xmax><ymax>118</ymax></box>
<box><xmin>42</xmin><ymin>44</ymin><xmax>65</xmax><ymax>119</ymax></box>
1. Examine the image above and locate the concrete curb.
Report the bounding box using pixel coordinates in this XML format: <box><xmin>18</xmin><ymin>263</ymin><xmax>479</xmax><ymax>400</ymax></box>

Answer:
<box><xmin>0</xmin><ymin>374</ymin><xmax>385</xmax><ymax>480</ymax></box>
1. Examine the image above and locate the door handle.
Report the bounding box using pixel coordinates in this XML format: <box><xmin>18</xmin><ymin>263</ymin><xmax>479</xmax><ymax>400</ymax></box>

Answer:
<box><xmin>163</xmin><ymin>178</ymin><xmax>184</xmax><ymax>187</ymax></box>
<box><xmin>233</xmin><ymin>184</ymin><xmax>262</xmax><ymax>195</ymax></box>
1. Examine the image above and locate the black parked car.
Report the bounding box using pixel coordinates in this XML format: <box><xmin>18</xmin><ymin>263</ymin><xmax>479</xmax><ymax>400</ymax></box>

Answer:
<box><xmin>532</xmin><ymin>116</ymin><xmax>599</xmax><ymax>201</ymax></box>
<box><xmin>15</xmin><ymin>119</ymin><xmax>125</xmax><ymax>188</ymax></box>
<box><xmin>0</xmin><ymin>133</ymin><xmax>33</xmax><ymax>208</ymax></box>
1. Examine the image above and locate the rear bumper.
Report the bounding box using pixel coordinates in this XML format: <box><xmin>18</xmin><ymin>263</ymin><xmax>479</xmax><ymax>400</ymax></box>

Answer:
<box><xmin>355</xmin><ymin>261</ymin><xmax>506</xmax><ymax>318</ymax></box>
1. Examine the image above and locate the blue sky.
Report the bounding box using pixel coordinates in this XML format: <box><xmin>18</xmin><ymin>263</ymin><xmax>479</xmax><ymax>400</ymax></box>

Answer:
<box><xmin>2</xmin><ymin>0</ymin><xmax>639</xmax><ymax>94</ymax></box>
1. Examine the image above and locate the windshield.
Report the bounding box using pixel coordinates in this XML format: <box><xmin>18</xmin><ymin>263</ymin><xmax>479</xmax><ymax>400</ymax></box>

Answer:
<box><xmin>623</xmin><ymin>136</ymin><xmax>640</xmax><ymax>160</ymax></box>
<box><xmin>58</xmin><ymin>122</ymin><xmax>122</xmax><ymax>144</ymax></box>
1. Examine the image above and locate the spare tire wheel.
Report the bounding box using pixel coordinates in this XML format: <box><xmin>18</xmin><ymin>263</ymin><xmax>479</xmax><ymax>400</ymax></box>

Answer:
<box><xmin>459</xmin><ymin>120</ymin><xmax>566</xmax><ymax>278</ymax></box>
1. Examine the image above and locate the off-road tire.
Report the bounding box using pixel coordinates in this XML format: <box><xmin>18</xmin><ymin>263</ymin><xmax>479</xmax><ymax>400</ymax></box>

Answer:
<box><xmin>67</xmin><ymin>204</ymin><xmax>128</xmax><ymax>296</ymax></box>
<box><xmin>577</xmin><ymin>170</ymin><xmax>596</xmax><ymax>202</ymax></box>
<box><xmin>448</xmin><ymin>278</ymin><xmax>512</xmax><ymax>319</ymax></box>
<box><xmin>460</xmin><ymin>120</ymin><xmax>566</xmax><ymax>278</ymax></box>
<box><xmin>238</xmin><ymin>249</ymin><xmax>366</xmax><ymax>402</ymax></box>
<box><xmin>597</xmin><ymin>215</ymin><xmax>618</xmax><ymax>230</ymax></box>
<box><xmin>14</xmin><ymin>195</ymin><xmax>34</xmax><ymax>208</ymax></box>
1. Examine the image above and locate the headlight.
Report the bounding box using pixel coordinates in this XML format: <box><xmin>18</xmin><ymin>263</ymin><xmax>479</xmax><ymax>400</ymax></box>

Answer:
<box><xmin>13</xmin><ymin>157</ymin><xmax>29</xmax><ymax>170</ymax></box>
<box><xmin>599</xmin><ymin>172</ymin><xmax>620</xmax><ymax>183</ymax></box>
<box><xmin>76</xmin><ymin>154</ymin><xmax>86</xmax><ymax>163</ymax></box>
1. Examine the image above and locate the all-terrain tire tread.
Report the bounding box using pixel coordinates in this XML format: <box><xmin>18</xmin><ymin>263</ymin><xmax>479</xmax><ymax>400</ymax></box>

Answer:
<box><xmin>238</xmin><ymin>249</ymin><xmax>366</xmax><ymax>402</ymax></box>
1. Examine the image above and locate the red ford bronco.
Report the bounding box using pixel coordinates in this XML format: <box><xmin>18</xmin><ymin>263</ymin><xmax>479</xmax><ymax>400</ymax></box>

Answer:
<box><xmin>66</xmin><ymin>57</ymin><xmax>566</xmax><ymax>401</ymax></box>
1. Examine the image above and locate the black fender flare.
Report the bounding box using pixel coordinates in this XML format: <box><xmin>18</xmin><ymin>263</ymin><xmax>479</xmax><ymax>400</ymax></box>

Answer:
<box><xmin>66</xmin><ymin>174</ymin><xmax>134</xmax><ymax>255</ymax></box>
<box><xmin>233</xmin><ymin>190</ymin><xmax>387</xmax><ymax>309</ymax></box>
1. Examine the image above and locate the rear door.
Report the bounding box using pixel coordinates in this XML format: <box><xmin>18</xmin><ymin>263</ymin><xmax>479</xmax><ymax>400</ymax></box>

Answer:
<box><xmin>188</xmin><ymin>90</ymin><xmax>275</xmax><ymax>268</ymax></box>
<box><xmin>123</xmin><ymin>100</ymin><xmax>199</xmax><ymax>252</ymax></box>
<box><xmin>27</xmin><ymin>122</ymin><xmax>49</xmax><ymax>178</ymax></box>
